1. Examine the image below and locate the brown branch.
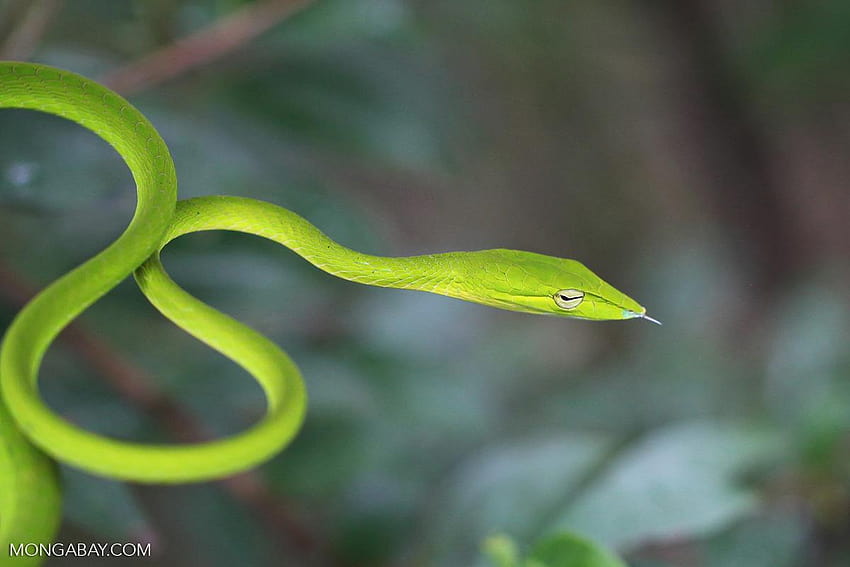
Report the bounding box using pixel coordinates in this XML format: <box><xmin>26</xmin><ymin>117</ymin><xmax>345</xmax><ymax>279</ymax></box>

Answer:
<box><xmin>0</xmin><ymin>262</ymin><xmax>325</xmax><ymax>561</ymax></box>
<box><xmin>640</xmin><ymin>0</ymin><xmax>797</xmax><ymax>296</ymax></box>
<box><xmin>99</xmin><ymin>0</ymin><xmax>314</xmax><ymax>96</ymax></box>
<box><xmin>0</xmin><ymin>0</ymin><xmax>62</xmax><ymax>61</ymax></box>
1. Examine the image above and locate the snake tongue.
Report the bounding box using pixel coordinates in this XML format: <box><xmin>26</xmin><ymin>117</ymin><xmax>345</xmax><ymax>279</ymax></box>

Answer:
<box><xmin>639</xmin><ymin>313</ymin><xmax>663</xmax><ymax>325</ymax></box>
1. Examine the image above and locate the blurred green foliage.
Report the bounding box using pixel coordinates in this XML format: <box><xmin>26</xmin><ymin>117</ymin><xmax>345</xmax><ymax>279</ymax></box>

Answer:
<box><xmin>484</xmin><ymin>532</ymin><xmax>626</xmax><ymax>567</ymax></box>
<box><xmin>1</xmin><ymin>0</ymin><xmax>849</xmax><ymax>566</ymax></box>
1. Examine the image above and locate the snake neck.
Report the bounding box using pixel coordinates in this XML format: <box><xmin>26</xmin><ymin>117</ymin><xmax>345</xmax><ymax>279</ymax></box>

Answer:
<box><xmin>165</xmin><ymin>196</ymin><xmax>467</xmax><ymax>298</ymax></box>
<box><xmin>324</xmin><ymin>252</ymin><xmax>462</xmax><ymax>294</ymax></box>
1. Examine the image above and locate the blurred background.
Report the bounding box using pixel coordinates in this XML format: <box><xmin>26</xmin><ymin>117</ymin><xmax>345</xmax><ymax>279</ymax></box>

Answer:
<box><xmin>1</xmin><ymin>0</ymin><xmax>849</xmax><ymax>566</ymax></box>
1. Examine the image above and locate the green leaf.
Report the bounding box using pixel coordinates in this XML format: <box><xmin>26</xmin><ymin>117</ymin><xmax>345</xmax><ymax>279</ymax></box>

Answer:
<box><xmin>483</xmin><ymin>534</ymin><xmax>520</xmax><ymax>567</ymax></box>
<box><xmin>431</xmin><ymin>434</ymin><xmax>614</xmax><ymax>566</ymax></box>
<box><xmin>482</xmin><ymin>532</ymin><xmax>626</xmax><ymax>567</ymax></box>
<box><xmin>549</xmin><ymin>421</ymin><xmax>784</xmax><ymax>549</ymax></box>
<box><xmin>526</xmin><ymin>532</ymin><xmax>626</xmax><ymax>567</ymax></box>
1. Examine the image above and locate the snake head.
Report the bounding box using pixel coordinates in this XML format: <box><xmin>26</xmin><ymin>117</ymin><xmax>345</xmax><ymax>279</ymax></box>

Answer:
<box><xmin>449</xmin><ymin>249</ymin><xmax>654</xmax><ymax>322</ymax></box>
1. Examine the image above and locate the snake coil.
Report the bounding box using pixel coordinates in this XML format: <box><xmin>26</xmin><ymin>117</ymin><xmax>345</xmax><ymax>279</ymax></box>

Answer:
<box><xmin>0</xmin><ymin>62</ymin><xmax>652</xmax><ymax>562</ymax></box>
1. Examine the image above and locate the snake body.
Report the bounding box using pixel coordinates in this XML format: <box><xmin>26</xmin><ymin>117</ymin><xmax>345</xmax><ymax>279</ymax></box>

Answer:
<box><xmin>0</xmin><ymin>62</ymin><xmax>654</xmax><ymax>562</ymax></box>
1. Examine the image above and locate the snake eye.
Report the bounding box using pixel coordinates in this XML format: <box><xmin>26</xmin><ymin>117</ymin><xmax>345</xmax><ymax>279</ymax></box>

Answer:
<box><xmin>554</xmin><ymin>289</ymin><xmax>584</xmax><ymax>310</ymax></box>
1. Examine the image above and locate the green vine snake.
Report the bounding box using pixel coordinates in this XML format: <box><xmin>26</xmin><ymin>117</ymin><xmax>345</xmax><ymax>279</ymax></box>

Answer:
<box><xmin>0</xmin><ymin>62</ymin><xmax>658</xmax><ymax>562</ymax></box>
